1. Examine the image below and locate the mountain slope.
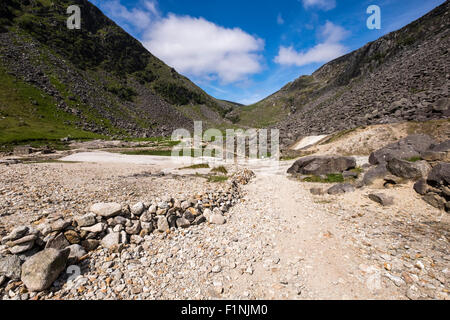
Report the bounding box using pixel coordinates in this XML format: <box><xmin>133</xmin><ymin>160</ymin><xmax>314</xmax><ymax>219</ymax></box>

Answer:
<box><xmin>235</xmin><ymin>1</ymin><xmax>449</xmax><ymax>149</ymax></box>
<box><xmin>0</xmin><ymin>0</ymin><xmax>234</xmax><ymax>145</ymax></box>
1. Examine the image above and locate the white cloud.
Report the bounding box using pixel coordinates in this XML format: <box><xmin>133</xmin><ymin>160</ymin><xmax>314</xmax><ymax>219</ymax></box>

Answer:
<box><xmin>97</xmin><ymin>0</ymin><xmax>264</xmax><ymax>84</ymax></box>
<box><xmin>142</xmin><ymin>14</ymin><xmax>265</xmax><ymax>83</ymax></box>
<box><xmin>302</xmin><ymin>0</ymin><xmax>336</xmax><ymax>11</ymax></box>
<box><xmin>277</xmin><ymin>13</ymin><xmax>285</xmax><ymax>25</ymax></box>
<box><xmin>275</xmin><ymin>21</ymin><xmax>348</xmax><ymax>67</ymax></box>
<box><xmin>101</xmin><ymin>0</ymin><xmax>159</xmax><ymax>30</ymax></box>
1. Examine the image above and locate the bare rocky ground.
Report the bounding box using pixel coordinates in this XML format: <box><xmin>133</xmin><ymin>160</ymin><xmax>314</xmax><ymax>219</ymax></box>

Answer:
<box><xmin>0</xmin><ymin>162</ymin><xmax>218</xmax><ymax>234</ymax></box>
<box><xmin>0</xmin><ymin>153</ymin><xmax>448</xmax><ymax>300</ymax></box>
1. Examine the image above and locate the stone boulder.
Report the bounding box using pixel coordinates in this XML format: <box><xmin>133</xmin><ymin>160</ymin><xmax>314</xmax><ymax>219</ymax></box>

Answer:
<box><xmin>75</xmin><ymin>213</ymin><xmax>96</xmax><ymax>227</ymax></box>
<box><xmin>67</xmin><ymin>244</ymin><xmax>87</xmax><ymax>263</ymax></box>
<box><xmin>157</xmin><ymin>216</ymin><xmax>170</xmax><ymax>232</ymax></box>
<box><xmin>287</xmin><ymin>156</ymin><xmax>356</xmax><ymax>175</ymax></box>
<box><xmin>362</xmin><ymin>164</ymin><xmax>389</xmax><ymax>186</ymax></box>
<box><xmin>89</xmin><ymin>203</ymin><xmax>122</xmax><ymax>218</ymax></box>
<box><xmin>21</xmin><ymin>248</ymin><xmax>70</xmax><ymax>292</ymax></box>
<box><xmin>369</xmin><ymin>134</ymin><xmax>436</xmax><ymax>165</ymax></box>
<box><xmin>327</xmin><ymin>183</ymin><xmax>355</xmax><ymax>195</ymax></box>
<box><xmin>414</xmin><ymin>163</ymin><xmax>449</xmax><ymax>212</ymax></box>
<box><xmin>45</xmin><ymin>233</ymin><xmax>70</xmax><ymax>250</ymax></box>
<box><xmin>0</xmin><ymin>255</ymin><xmax>22</xmax><ymax>280</ymax></box>
<box><xmin>130</xmin><ymin>202</ymin><xmax>145</xmax><ymax>216</ymax></box>
<box><xmin>101</xmin><ymin>232</ymin><xmax>120</xmax><ymax>249</ymax></box>
<box><xmin>386</xmin><ymin>158</ymin><xmax>431</xmax><ymax>180</ymax></box>
<box><xmin>427</xmin><ymin>162</ymin><xmax>450</xmax><ymax>186</ymax></box>
<box><xmin>422</xmin><ymin>140</ymin><xmax>450</xmax><ymax>162</ymax></box>
<box><xmin>413</xmin><ymin>179</ymin><xmax>428</xmax><ymax>195</ymax></box>
<box><xmin>369</xmin><ymin>193</ymin><xmax>394</xmax><ymax>206</ymax></box>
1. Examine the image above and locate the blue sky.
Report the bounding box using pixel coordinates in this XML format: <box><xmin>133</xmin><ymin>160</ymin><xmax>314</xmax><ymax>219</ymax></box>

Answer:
<box><xmin>90</xmin><ymin>0</ymin><xmax>446</xmax><ymax>105</ymax></box>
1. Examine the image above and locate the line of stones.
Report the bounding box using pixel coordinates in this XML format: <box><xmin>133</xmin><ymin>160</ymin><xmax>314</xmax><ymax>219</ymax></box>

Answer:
<box><xmin>0</xmin><ymin>169</ymin><xmax>255</xmax><ymax>292</ymax></box>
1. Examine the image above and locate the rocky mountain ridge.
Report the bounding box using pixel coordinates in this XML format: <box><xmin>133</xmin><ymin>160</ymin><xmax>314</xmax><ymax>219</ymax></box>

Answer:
<box><xmin>0</xmin><ymin>0</ymin><xmax>234</xmax><ymax>144</ymax></box>
<box><xmin>235</xmin><ymin>1</ymin><xmax>449</xmax><ymax>150</ymax></box>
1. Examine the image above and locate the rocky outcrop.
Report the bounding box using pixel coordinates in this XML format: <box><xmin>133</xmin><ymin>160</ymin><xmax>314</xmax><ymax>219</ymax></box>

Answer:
<box><xmin>386</xmin><ymin>158</ymin><xmax>431</xmax><ymax>180</ymax></box>
<box><xmin>369</xmin><ymin>134</ymin><xmax>436</xmax><ymax>165</ymax></box>
<box><xmin>327</xmin><ymin>183</ymin><xmax>355</xmax><ymax>195</ymax></box>
<box><xmin>362</xmin><ymin>135</ymin><xmax>449</xmax><ymax>186</ymax></box>
<box><xmin>257</xmin><ymin>2</ymin><xmax>450</xmax><ymax>149</ymax></box>
<box><xmin>287</xmin><ymin>156</ymin><xmax>356</xmax><ymax>175</ymax></box>
<box><xmin>416</xmin><ymin>163</ymin><xmax>450</xmax><ymax>212</ymax></box>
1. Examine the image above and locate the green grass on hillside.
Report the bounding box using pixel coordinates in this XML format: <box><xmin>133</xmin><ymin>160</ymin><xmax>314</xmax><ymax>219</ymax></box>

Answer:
<box><xmin>237</xmin><ymin>102</ymin><xmax>289</xmax><ymax>128</ymax></box>
<box><xmin>0</xmin><ymin>67</ymin><xmax>105</xmax><ymax>146</ymax></box>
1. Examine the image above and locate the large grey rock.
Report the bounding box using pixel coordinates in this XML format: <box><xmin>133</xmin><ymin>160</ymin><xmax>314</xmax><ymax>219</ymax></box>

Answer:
<box><xmin>369</xmin><ymin>193</ymin><xmax>394</xmax><ymax>206</ymax></box>
<box><xmin>75</xmin><ymin>213</ymin><xmax>96</xmax><ymax>227</ymax></box>
<box><xmin>157</xmin><ymin>216</ymin><xmax>170</xmax><ymax>232</ymax></box>
<box><xmin>414</xmin><ymin>179</ymin><xmax>428</xmax><ymax>195</ymax></box>
<box><xmin>363</xmin><ymin>164</ymin><xmax>389</xmax><ymax>186</ymax></box>
<box><xmin>176</xmin><ymin>218</ymin><xmax>191</xmax><ymax>229</ymax></box>
<box><xmin>429</xmin><ymin>140</ymin><xmax>450</xmax><ymax>152</ymax></box>
<box><xmin>0</xmin><ymin>255</ymin><xmax>22</xmax><ymax>280</ymax></box>
<box><xmin>51</xmin><ymin>219</ymin><xmax>71</xmax><ymax>232</ymax></box>
<box><xmin>45</xmin><ymin>233</ymin><xmax>70</xmax><ymax>250</ymax></box>
<box><xmin>67</xmin><ymin>244</ymin><xmax>87</xmax><ymax>263</ymax></box>
<box><xmin>369</xmin><ymin>134</ymin><xmax>436</xmax><ymax>165</ymax></box>
<box><xmin>125</xmin><ymin>220</ymin><xmax>141</xmax><ymax>235</ymax></box>
<box><xmin>21</xmin><ymin>248</ymin><xmax>70</xmax><ymax>292</ymax></box>
<box><xmin>327</xmin><ymin>183</ymin><xmax>355</xmax><ymax>195</ymax></box>
<box><xmin>422</xmin><ymin>140</ymin><xmax>450</xmax><ymax>162</ymax></box>
<box><xmin>101</xmin><ymin>232</ymin><xmax>120</xmax><ymax>249</ymax></box>
<box><xmin>287</xmin><ymin>156</ymin><xmax>356</xmax><ymax>175</ymax></box>
<box><xmin>140</xmin><ymin>210</ymin><xmax>153</xmax><ymax>223</ymax></box>
<box><xmin>427</xmin><ymin>163</ymin><xmax>450</xmax><ymax>186</ymax></box>
<box><xmin>387</xmin><ymin>158</ymin><xmax>431</xmax><ymax>180</ymax></box>
<box><xmin>130</xmin><ymin>202</ymin><xmax>145</xmax><ymax>216</ymax></box>
<box><xmin>89</xmin><ymin>203</ymin><xmax>122</xmax><ymax>218</ymax></box>
<box><xmin>81</xmin><ymin>222</ymin><xmax>106</xmax><ymax>233</ymax></box>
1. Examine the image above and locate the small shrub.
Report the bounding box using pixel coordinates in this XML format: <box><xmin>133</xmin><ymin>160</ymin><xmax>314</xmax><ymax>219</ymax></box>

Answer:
<box><xmin>211</xmin><ymin>166</ymin><xmax>228</xmax><ymax>174</ymax></box>
<box><xmin>207</xmin><ymin>175</ymin><xmax>228</xmax><ymax>183</ymax></box>
<box><xmin>302</xmin><ymin>174</ymin><xmax>344</xmax><ymax>183</ymax></box>
<box><xmin>180</xmin><ymin>163</ymin><xmax>210</xmax><ymax>170</ymax></box>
